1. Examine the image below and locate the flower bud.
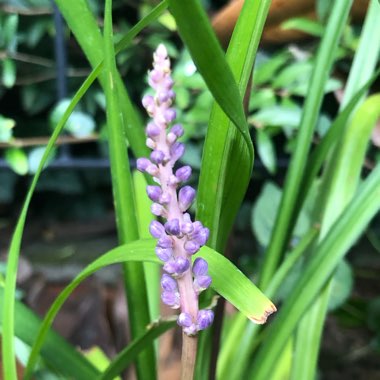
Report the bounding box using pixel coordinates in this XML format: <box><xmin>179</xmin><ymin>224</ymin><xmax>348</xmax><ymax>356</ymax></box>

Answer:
<box><xmin>194</xmin><ymin>275</ymin><xmax>212</xmax><ymax>292</ymax></box>
<box><xmin>171</xmin><ymin>124</ymin><xmax>184</xmax><ymax>137</ymax></box>
<box><xmin>147</xmin><ymin>186</ymin><xmax>162</xmax><ymax>202</ymax></box>
<box><xmin>151</xmin><ymin>203</ymin><xmax>165</xmax><ymax>216</ymax></box>
<box><xmin>149</xmin><ymin>220</ymin><xmax>165</xmax><ymax>238</ymax></box>
<box><xmin>170</xmin><ymin>142</ymin><xmax>185</xmax><ymax>161</ymax></box>
<box><xmin>146</xmin><ymin>122</ymin><xmax>161</xmax><ymax>137</ymax></box>
<box><xmin>175</xmin><ymin>166</ymin><xmax>192</xmax><ymax>182</ymax></box>
<box><xmin>161</xmin><ymin>274</ymin><xmax>177</xmax><ymax>291</ymax></box>
<box><xmin>164</xmin><ymin>109</ymin><xmax>176</xmax><ymax>123</ymax></box>
<box><xmin>178</xmin><ymin>312</ymin><xmax>193</xmax><ymax>327</ymax></box>
<box><xmin>197</xmin><ymin>309</ymin><xmax>214</xmax><ymax>330</ymax></box>
<box><xmin>161</xmin><ymin>291</ymin><xmax>180</xmax><ymax>309</ymax></box>
<box><xmin>155</xmin><ymin>247</ymin><xmax>172</xmax><ymax>262</ymax></box>
<box><xmin>178</xmin><ymin>186</ymin><xmax>196</xmax><ymax>211</ymax></box>
<box><xmin>192</xmin><ymin>258</ymin><xmax>208</xmax><ymax>276</ymax></box>
<box><xmin>184</xmin><ymin>240</ymin><xmax>200</xmax><ymax>255</ymax></box>
<box><xmin>150</xmin><ymin>150</ymin><xmax>165</xmax><ymax>164</ymax></box>
<box><xmin>165</xmin><ymin>219</ymin><xmax>181</xmax><ymax>236</ymax></box>
<box><xmin>136</xmin><ymin>158</ymin><xmax>151</xmax><ymax>172</ymax></box>
<box><xmin>158</xmin><ymin>235</ymin><xmax>173</xmax><ymax>249</ymax></box>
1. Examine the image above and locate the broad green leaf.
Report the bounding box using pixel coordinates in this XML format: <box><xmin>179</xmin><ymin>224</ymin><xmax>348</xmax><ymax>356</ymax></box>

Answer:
<box><xmin>0</xmin><ymin>288</ymin><xmax>100</xmax><ymax>379</ymax></box>
<box><xmin>0</xmin><ymin>114</ymin><xmax>15</xmax><ymax>142</ymax></box>
<box><xmin>5</xmin><ymin>148</ymin><xmax>28</xmax><ymax>175</ymax></box>
<box><xmin>2</xmin><ymin>58</ymin><xmax>16</xmax><ymax>88</ymax></box>
<box><xmin>1</xmin><ymin>5</ymin><xmax>168</xmax><ymax>378</ymax></box>
<box><xmin>249</xmin><ymin>163</ymin><xmax>380</xmax><ymax>380</ymax></box>
<box><xmin>327</xmin><ymin>259</ymin><xmax>353</xmax><ymax>311</ymax></box>
<box><xmin>253</xmin><ymin>51</ymin><xmax>290</xmax><ymax>86</ymax></box>
<box><xmin>256</xmin><ymin>129</ymin><xmax>276</xmax><ymax>174</ymax></box>
<box><xmin>25</xmin><ymin>239</ymin><xmax>275</xmax><ymax>375</ymax></box>
<box><xmin>252</xmin><ymin>182</ymin><xmax>311</xmax><ymax>247</ymax></box>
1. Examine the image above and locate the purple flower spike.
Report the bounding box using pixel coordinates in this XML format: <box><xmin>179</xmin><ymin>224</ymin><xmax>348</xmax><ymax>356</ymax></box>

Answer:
<box><xmin>178</xmin><ymin>186</ymin><xmax>196</xmax><ymax>212</ymax></box>
<box><xmin>192</xmin><ymin>258</ymin><xmax>208</xmax><ymax>276</ymax></box>
<box><xmin>149</xmin><ymin>220</ymin><xmax>165</xmax><ymax>238</ymax></box>
<box><xmin>197</xmin><ymin>309</ymin><xmax>214</xmax><ymax>330</ymax></box>
<box><xmin>165</xmin><ymin>219</ymin><xmax>181</xmax><ymax>236</ymax></box>
<box><xmin>147</xmin><ymin>186</ymin><xmax>162</xmax><ymax>202</ymax></box>
<box><xmin>161</xmin><ymin>274</ymin><xmax>177</xmax><ymax>291</ymax></box>
<box><xmin>175</xmin><ymin>166</ymin><xmax>192</xmax><ymax>182</ymax></box>
<box><xmin>140</xmin><ymin>44</ymin><xmax>213</xmax><ymax>335</ymax></box>
<box><xmin>178</xmin><ymin>312</ymin><xmax>193</xmax><ymax>327</ymax></box>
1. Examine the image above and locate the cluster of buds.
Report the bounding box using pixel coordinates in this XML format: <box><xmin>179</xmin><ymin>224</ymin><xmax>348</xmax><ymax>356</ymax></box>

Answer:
<box><xmin>137</xmin><ymin>44</ymin><xmax>214</xmax><ymax>335</ymax></box>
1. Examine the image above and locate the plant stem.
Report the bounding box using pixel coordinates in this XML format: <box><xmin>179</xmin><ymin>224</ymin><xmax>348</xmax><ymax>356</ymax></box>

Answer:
<box><xmin>181</xmin><ymin>334</ymin><xmax>198</xmax><ymax>380</ymax></box>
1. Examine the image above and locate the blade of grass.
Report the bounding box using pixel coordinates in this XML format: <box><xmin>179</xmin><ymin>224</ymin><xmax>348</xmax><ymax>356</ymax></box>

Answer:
<box><xmin>248</xmin><ymin>163</ymin><xmax>380</xmax><ymax>380</ymax></box>
<box><xmin>133</xmin><ymin>171</ymin><xmax>160</xmax><ymax>322</ymax></box>
<box><xmin>0</xmin><ymin>288</ymin><xmax>100</xmax><ymax>379</ymax></box>
<box><xmin>217</xmin><ymin>226</ymin><xmax>319</xmax><ymax>380</ymax></box>
<box><xmin>21</xmin><ymin>238</ymin><xmax>275</xmax><ymax>375</ymax></box>
<box><xmin>259</xmin><ymin>0</ymin><xmax>354</xmax><ymax>289</ymax></box>
<box><xmin>1</xmin><ymin>5</ymin><xmax>168</xmax><ymax>379</ymax></box>
<box><xmin>291</xmin><ymin>95</ymin><xmax>380</xmax><ymax>379</ymax></box>
<box><xmin>292</xmin><ymin>1</ymin><xmax>380</xmax><ymax>375</ymax></box>
<box><xmin>168</xmin><ymin>0</ymin><xmax>253</xmax><ymax>153</ymax></box>
<box><xmin>188</xmin><ymin>0</ymin><xmax>272</xmax><ymax>376</ymax></box>
<box><xmin>54</xmin><ymin>0</ymin><xmax>150</xmax><ymax>159</ymax></box>
<box><xmin>102</xmin><ymin>2</ymin><xmax>155</xmax><ymax>379</ymax></box>
<box><xmin>341</xmin><ymin>0</ymin><xmax>380</xmax><ymax>108</ymax></box>
<box><xmin>297</xmin><ymin>68</ymin><xmax>380</xmax><ymax>210</ymax></box>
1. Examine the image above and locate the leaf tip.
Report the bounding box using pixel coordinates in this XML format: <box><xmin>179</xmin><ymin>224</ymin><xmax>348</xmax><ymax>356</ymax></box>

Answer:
<box><xmin>249</xmin><ymin>303</ymin><xmax>277</xmax><ymax>324</ymax></box>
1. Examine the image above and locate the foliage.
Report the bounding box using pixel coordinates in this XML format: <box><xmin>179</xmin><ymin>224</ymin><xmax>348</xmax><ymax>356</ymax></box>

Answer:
<box><xmin>1</xmin><ymin>0</ymin><xmax>380</xmax><ymax>379</ymax></box>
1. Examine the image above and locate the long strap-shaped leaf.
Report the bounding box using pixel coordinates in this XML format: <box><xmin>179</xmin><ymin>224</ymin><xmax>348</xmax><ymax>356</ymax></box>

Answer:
<box><xmin>259</xmin><ymin>0</ymin><xmax>354</xmax><ymax>289</ymax></box>
<box><xmin>169</xmin><ymin>0</ymin><xmax>253</xmax><ymax>155</ymax></box>
<box><xmin>23</xmin><ymin>239</ymin><xmax>275</xmax><ymax>376</ymax></box>
<box><xmin>248</xmin><ymin>163</ymin><xmax>380</xmax><ymax>380</ymax></box>
<box><xmin>197</xmin><ymin>0</ymin><xmax>271</xmax><ymax>251</ymax></box>
<box><xmin>102</xmin><ymin>2</ymin><xmax>155</xmax><ymax>379</ymax></box>
<box><xmin>1</xmin><ymin>5</ymin><xmax>167</xmax><ymax>379</ymax></box>
<box><xmin>0</xmin><ymin>289</ymin><xmax>100</xmax><ymax>379</ymax></box>
<box><xmin>54</xmin><ymin>0</ymin><xmax>149</xmax><ymax>159</ymax></box>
